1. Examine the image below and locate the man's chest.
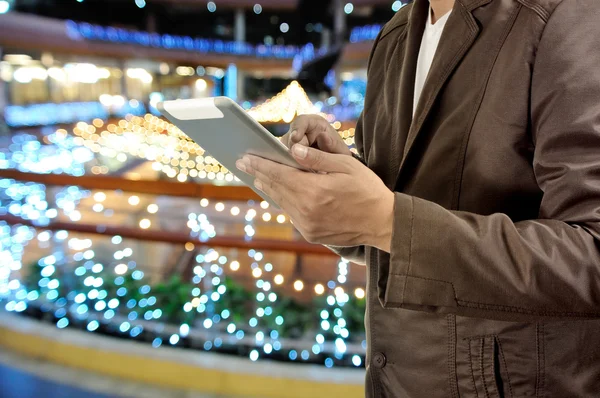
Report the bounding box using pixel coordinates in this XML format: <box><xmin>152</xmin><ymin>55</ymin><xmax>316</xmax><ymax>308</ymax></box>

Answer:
<box><xmin>361</xmin><ymin>0</ymin><xmax>544</xmax><ymax>216</ymax></box>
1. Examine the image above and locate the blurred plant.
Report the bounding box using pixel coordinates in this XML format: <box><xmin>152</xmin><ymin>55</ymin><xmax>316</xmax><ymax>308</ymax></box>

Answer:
<box><xmin>21</xmin><ymin>256</ymin><xmax>366</xmax><ymax>344</ymax></box>
<box><xmin>151</xmin><ymin>274</ymin><xmax>195</xmax><ymax>323</ymax></box>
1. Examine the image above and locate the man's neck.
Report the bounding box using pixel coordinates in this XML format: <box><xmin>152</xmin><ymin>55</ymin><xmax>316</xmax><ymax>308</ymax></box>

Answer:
<box><xmin>430</xmin><ymin>0</ymin><xmax>455</xmax><ymax>23</ymax></box>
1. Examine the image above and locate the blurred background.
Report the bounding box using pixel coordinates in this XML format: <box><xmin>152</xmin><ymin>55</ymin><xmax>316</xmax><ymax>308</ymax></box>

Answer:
<box><xmin>0</xmin><ymin>1</ymin><xmax>407</xmax><ymax>397</ymax></box>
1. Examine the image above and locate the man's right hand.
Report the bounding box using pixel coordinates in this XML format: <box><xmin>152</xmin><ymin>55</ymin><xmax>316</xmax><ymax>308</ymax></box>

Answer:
<box><xmin>281</xmin><ymin>114</ymin><xmax>351</xmax><ymax>156</ymax></box>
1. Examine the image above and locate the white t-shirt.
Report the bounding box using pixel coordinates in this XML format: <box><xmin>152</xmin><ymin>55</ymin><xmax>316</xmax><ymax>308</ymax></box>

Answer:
<box><xmin>413</xmin><ymin>7</ymin><xmax>452</xmax><ymax>116</ymax></box>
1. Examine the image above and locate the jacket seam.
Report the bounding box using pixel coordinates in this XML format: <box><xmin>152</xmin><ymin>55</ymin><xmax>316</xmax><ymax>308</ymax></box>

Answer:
<box><xmin>380</xmin><ymin>21</ymin><xmax>409</xmax><ymax>41</ymax></box>
<box><xmin>400</xmin><ymin>195</ymin><xmax>415</xmax><ymax>303</ymax></box>
<box><xmin>535</xmin><ymin>323</ymin><xmax>540</xmax><ymax>397</ymax></box>
<box><xmin>447</xmin><ymin>314</ymin><xmax>459</xmax><ymax>398</ymax></box>
<box><xmin>368</xmin><ymin>247</ymin><xmax>382</xmax><ymax>397</ymax></box>
<box><xmin>535</xmin><ymin>323</ymin><xmax>546</xmax><ymax>397</ymax></box>
<box><xmin>458</xmin><ymin>299</ymin><xmax>600</xmax><ymax>317</ymax></box>
<box><xmin>467</xmin><ymin>340</ymin><xmax>480</xmax><ymax>398</ymax></box>
<box><xmin>480</xmin><ymin>338</ymin><xmax>492</xmax><ymax>398</ymax></box>
<box><xmin>516</xmin><ymin>0</ymin><xmax>550</xmax><ymax>22</ymax></box>
<box><xmin>495</xmin><ymin>336</ymin><xmax>515</xmax><ymax>398</ymax></box>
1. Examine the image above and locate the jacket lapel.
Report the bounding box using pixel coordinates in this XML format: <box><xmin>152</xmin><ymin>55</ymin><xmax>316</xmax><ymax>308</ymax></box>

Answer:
<box><xmin>392</xmin><ymin>0</ymin><xmax>429</xmax><ymax>181</ymax></box>
<box><xmin>396</xmin><ymin>0</ymin><xmax>492</xmax><ymax>181</ymax></box>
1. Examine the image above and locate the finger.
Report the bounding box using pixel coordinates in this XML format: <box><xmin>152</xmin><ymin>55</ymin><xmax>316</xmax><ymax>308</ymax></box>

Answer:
<box><xmin>316</xmin><ymin>133</ymin><xmax>335</xmax><ymax>152</ymax></box>
<box><xmin>287</xmin><ymin>115</ymin><xmax>313</xmax><ymax>138</ymax></box>
<box><xmin>291</xmin><ymin>144</ymin><xmax>354</xmax><ymax>173</ymax></box>
<box><xmin>253</xmin><ymin>170</ymin><xmax>302</xmax><ymax>218</ymax></box>
<box><xmin>235</xmin><ymin>159</ymin><xmax>254</xmax><ymax>176</ymax></box>
<box><xmin>298</xmin><ymin>135</ymin><xmax>309</xmax><ymax>147</ymax></box>
<box><xmin>288</xmin><ymin>115</ymin><xmax>330</xmax><ymax>147</ymax></box>
<box><xmin>280</xmin><ymin>132</ymin><xmax>308</xmax><ymax>150</ymax></box>
<box><xmin>244</xmin><ymin>155</ymin><xmax>297</xmax><ymax>189</ymax></box>
<box><xmin>253</xmin><ymin>175</ymin><xmax>287</xmax><ymax>209</ymax></box>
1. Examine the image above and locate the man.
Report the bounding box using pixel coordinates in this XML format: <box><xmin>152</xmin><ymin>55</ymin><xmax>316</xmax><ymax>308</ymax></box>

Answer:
<box><xmin>237</xmin><ymin>0</ymin><xmax>600</xmax><ymax>396</ymax></box>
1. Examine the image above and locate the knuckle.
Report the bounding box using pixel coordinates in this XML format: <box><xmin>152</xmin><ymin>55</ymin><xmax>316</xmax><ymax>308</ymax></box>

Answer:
<box><xmin>304</xmin><ymin>234</ymin><xmax>316</xmax><ymax>244</ymax></box>
<box><xmin>249</xmin><ymin>157</ymin><xmax>258</xmax><ymax>170</ymax></box>
<box><xmin>312</xmin><ymin>151</ymin><xmax>324</xmax><ymax>166</ymax></box>
<box><xmin>268</xmin><ymin>169</ymin><xmax>280</xmax><ymax>183</ymax></box>
<box><xmin>303</xmin><ymin>224</ymin><xmax>317</xmax><ymax>239</ymax></box>
<box><xmin>291</xmin><ymin>115</ymin><xmax>307</xmax><ymax>128</ymax></box>
<box><xmin>262</xmin><ymin>177</ymin><xmax>272</xmax><ymax>190</ymax></box>
<box><xmin>298</xmin><ymin>201</ymin><xmax>311</xmax><ymax>215</ymax></box>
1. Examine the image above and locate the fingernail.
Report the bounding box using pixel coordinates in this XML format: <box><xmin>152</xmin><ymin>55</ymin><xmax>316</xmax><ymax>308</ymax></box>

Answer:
<box><xmin>236</xmin><ymin>160</ymin><xmax>246</xmax><ymax>172</ymax></box>
<box><xmin>255</xmin><ymin>180</ymin><xmax>263</xmax><ymax>190</ymax></box>
<box><xmin>293</xmin><ymin>144</ymin><xmax>308</xmax><ymax>159</ymax></box>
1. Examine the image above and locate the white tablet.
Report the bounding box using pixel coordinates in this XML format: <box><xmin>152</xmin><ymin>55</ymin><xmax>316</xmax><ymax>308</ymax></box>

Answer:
<box><xmin>157</xmin><ymin>97</ymin><xmax>306</xmax><ymax>207</ymax></box>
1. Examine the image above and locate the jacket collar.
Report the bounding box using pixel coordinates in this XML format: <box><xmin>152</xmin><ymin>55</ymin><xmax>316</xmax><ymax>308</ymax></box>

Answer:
<box><xmin>394</xmin><ymin>0</ymin><xmax>492</xmax><ymax>185</ymax></box>
<box><xmin>460</xmin><ymin>0</ymin><xmax>494</xmax><ymax>11</ymax></box>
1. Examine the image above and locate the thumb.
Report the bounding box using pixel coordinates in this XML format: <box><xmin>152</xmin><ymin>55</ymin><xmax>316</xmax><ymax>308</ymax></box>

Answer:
<box><xmin>291</xmin><ymin>144</ymin><xmax>352</xmax><ymax>173</ymax></box>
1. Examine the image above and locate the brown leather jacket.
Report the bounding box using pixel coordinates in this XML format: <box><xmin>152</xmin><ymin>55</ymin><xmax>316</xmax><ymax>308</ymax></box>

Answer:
<box><xmin>333</xmin><ymin>0</ymin><xmax>600</xmax><ymax>396</ymax></box>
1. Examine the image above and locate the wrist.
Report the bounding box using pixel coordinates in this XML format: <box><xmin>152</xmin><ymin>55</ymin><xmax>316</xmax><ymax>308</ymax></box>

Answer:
<box><xmin>368</xmin><ymin>190</ymin><xmax>394</xmax><ymax>252</ymax></box>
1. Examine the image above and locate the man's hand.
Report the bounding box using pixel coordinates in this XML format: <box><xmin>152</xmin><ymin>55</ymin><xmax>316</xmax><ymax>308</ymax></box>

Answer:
<box><xmin>236</xmin><ymin>144</ymin><xmax>394</xmax><ymax>251</ymax></box>
<box><xmin>280</xmin><ymin>114</ymin><xmax>352</xmax><ymax>156</ymax></box>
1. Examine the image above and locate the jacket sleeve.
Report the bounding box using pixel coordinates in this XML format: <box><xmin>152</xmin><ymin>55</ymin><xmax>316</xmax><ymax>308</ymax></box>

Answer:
<box><xmin>326</xmin><ymin>25</ymin><xmax>386</xmax><ymax>265</ymax></box>
<box><xmin>380</xmin><ymin>0</ymin><xmax>600</xmax><ymax>321</ymax></box>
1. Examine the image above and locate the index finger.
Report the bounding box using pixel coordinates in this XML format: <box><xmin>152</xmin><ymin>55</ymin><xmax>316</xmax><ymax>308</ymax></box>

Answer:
<box><xmin>288</xmin><ymin>115</ymin><xmax>329</xmax><ymax>146</ymax></box>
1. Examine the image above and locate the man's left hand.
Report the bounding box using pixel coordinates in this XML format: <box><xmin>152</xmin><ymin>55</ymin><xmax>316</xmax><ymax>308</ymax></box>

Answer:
<box><xmin>236</xmin><ymin>145</ymin><xmax>394</xmax><ymax>251</ymax></box>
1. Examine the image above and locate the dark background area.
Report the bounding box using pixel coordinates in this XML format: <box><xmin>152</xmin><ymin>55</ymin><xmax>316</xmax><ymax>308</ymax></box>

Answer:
<box><xmin>13</xmin><ymin>0</ymin><xmax>397</xmax><ymax>45</ymax></box>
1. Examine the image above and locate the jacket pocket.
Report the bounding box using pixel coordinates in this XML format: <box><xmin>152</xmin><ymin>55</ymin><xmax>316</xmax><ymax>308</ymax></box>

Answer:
<box><xmin>459</xmin><ymin>335</ymin><xmax>512</xmax><ymax>398</ymax></box>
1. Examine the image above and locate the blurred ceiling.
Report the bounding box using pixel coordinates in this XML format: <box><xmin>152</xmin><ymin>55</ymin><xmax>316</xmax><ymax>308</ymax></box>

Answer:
<box><xmin>12</xmin><ymin>0</ymin><xmax>400</xmax><ymax>46</ymax></box>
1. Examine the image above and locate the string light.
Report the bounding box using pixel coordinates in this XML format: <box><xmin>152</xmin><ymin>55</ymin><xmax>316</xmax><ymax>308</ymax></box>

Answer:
<box><xmin>66</xmin><ymin>20</ymin><xmax>315</xmax><ymax>60</ymax></box>
<box><xmin>115</xmin><ymin>264</ymin><xmax>128</xmax><ymax>275</ymax></box>
<box><xmin>139</xmin><ymin>219</ymin><xmax>151</xmax><ymax>229</ymax></box>
<box><xmin>94</xmin><ymin>192</ymin><xmax>106</xmax><ymax>202</ymax></box>
<box><xmin>355</xmin><ymin>288</ymin><xmax>365</xmax><ymax>299</ymax></box>
<box><xmin>67</xmin><ymin>82</ymin><xmax>344</xmax><ymax>184</ymax></box>
<box><xmin>248</xmin><ymin>81</ymin><xmax>333</xmax><ymax>124</ymax></box>
<box><xmin>315</xmin><ymin>284</ymin><xmax>325</xmax><ymax>295</ymax></box>
<box><xmin>350</xmin><ymin>24</ymin><xmax>383</xmax><ymax>43</ymax></box>
<box><xmin>147</xmin><ymin>204</ymin><xmax>158</xmax><ymax>213</ymax></box>
<box><xmin>0</xmin><ymin>109</ymin><xmax>366</xmax><ymax>369</ymax></box>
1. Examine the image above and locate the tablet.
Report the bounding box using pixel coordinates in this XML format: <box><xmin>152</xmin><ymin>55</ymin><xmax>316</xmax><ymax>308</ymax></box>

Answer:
<box><xmin>157</xmin><ymin>97</ymin><xmax>306</xmax><ymax>207</ymax></box>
